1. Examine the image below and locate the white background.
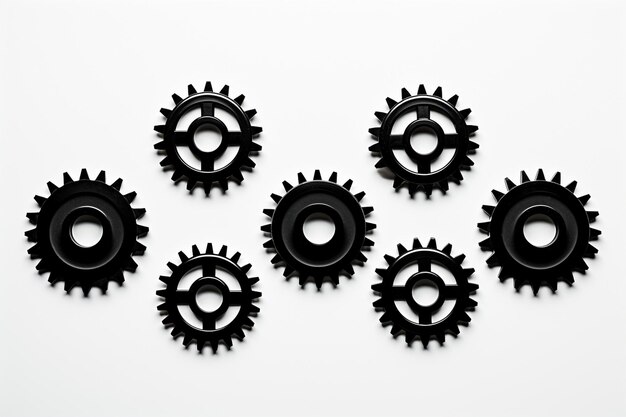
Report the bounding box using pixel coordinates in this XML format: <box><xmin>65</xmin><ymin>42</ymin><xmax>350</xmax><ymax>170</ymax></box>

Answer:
<box><xmin>1</xmin><ymin>1</ymin><xmax>625</xmax><ymax>416</ymax></box>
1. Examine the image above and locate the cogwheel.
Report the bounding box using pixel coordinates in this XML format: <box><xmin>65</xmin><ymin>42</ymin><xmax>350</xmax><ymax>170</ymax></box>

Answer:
<box><xmin>25</xmin><ymin>169</ymin><xmax>148</xmax><ymax>295</ymax></box>
<box><xmin>478</xmin><ymin>170</ymin><xmax>600</xmax><ymax>294</ymax></box>
<box><xmin>368</xmin><ymin>84</ymin><xmax>478</xmax><ymax>196</ymax></box>
<box><xmin>154</xmin><ymin>82</ymin><xmax>262</xmax><ymax>194</ymax></box>
<box><xmin>157</xmin><ymin>244</ymin><xmax>261</xmax><ymax>353</ymax></box>
<box><xmin>372</xmin><ymin>238</ymin><xmax>477</xmax><ymax>348</ymax></box>
<box><xmin>262</xmin><ymin>170</ymin><xmax>375</xmax><ymax>288</ymax></box>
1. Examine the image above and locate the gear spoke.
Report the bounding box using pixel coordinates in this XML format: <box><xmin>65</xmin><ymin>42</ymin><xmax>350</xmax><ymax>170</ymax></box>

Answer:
<box><xmin>418</xmin><ymin>310</ymin><xmax>432</xmax><ymax>324</ymax></box>
<box><xmin>173</xmin><ymin>131</ymin><xmax>191</xmax><ymax>146</ymax></box>
<box><xmin>202</xmin><ymin>316</ymin><xmax>216</xmax><ymax>330</ymax></box>
<box><xmin>227</xmin><ymin>132</ymin><xmax>242</xmax><ymax>146</ymax></box>
<box><xmin>389</xmin><ymin>135</ymin><xmax>404</xmax><ymax>149</ymax></box>
<box><xmin>417</xmin><ymin>105</ymin><xmax>430</xmax><ymax>119</ymax></box>
<box><xmin>175</xmin><ymin>290</ymin><xmax>192</xmax><ymax>305</ymax></box>
<box><xmin>417</xmin><ymin>160</ymin><xmax>431</xmax><ymax>173</ymax></box>
<box><xmin>418</xmin><ymin>258</ymin><xmax>431</xmax><ymax>272</ymax></box>
<box><xmin>443</xmin><ymin>133</ymin><xmax>459</xmax><ymax>148</ymax></box>
<box><xmin>229</xmin><ymin>291</ymin><xmax>244</xmax><ymax>305</ymax></box>
<box><xmin>391</xmin><ymin>286</ymin><xmax>407</xmax><ymax>300</ymax></box>
<box><xmin>443</xmin><ymin>285</ymin><xmax>460</xmax><ymax>299</ymax></box>
<box><xmin>201</xmin><ymin>102</ymin><xmax>214</xmax><ymax>117</ymax></box>
<box><xmin>201</xmin><ymin>157</ymin><xmax>215</xmax><ymax>171</ymax></box>
<box><xmin>202</xmin><ymin>262</ymin><xmax>216</xmax><ymax>277</ymax></box>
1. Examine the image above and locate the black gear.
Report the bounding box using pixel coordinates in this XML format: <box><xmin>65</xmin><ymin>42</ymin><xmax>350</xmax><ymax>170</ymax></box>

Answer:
<box><xmin>154</xmin><ymin>82</ymin><xmax>262</xmax><ymax>194</ymax></box>
<box><xmin>368</xmin><ymin>84</ymin><xmax>478</xmax><ymax>196</ymax></box>
<box><xmin>157</xmin><ymin>244</ymin><xmax>261</xmax><ymax>353</ymax></box>
<box><xmin>372</xmin><ymin>238</ymin><xmax>477</xmax><ymax>348</ymax></box>
<box><xmin>25</xmin><ymin>169</ymin><xmax>148</xmax><ymax>295</ymax></box>
<box><xmin>478</xmin><ymin>169</ymin><xmax>600</xmax><ymax>294</ymax></box>
<box><xmin>262</xmin><ymin>170</ymin><xmax>375</xmax><ymax>288</ymax></box>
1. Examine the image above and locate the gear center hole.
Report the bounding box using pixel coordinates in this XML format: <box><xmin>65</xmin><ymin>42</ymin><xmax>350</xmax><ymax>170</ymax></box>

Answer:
<box><xmin>412</xmin><ymin>279</ymin><xmax>439</xmax><ymax>307</ymax></box>
<box><xmin>195</xmin><ymin>284</ymin><xmax>224</xmax><ymax>313</ymax></box>
<box><xmin>409</xmin><ymin>127</ymin><xmax>438</xmax><ymax>156</ymax></box>
<box><xmin>193</xmin><ymin>124</ymin><xmax>223</xmax><ymax>152</ymax></box>
<box><xmin>523</xmin><ymin>214</ymin><xmax>557</xmax><ymax>247</ymax></box>
<box><xmin>71</xmin><ymin>215</ymin><xmax>103</xmax><ymax>248</ymax></box>
<box><xmin>303</xmin><ymin>213</ymin><xmax>336</xmax><ymax>245</ymax></box>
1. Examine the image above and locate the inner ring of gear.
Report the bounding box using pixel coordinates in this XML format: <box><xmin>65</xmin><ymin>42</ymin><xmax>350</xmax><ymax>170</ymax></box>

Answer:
<box><xmin>26</xmin><ymin>170</ymin><xmax>148</xmax><ymax>295</ymax></box>
<box><xmin>372</xmin><ymin>238</ymin><xmax>477</xmax><ymax>348</ymax></box>
<box><xmin>262</xmin><ymin>171</ymin><xmax>375</xmax><ymax>288</ymax></box>
<box><xmin>157</xmin><ymin>244</ymin><xmax>260</xmax><ymax>353</ymax></box>
<box><xmin>479</xmin><ymin>170</ymin><xmax>600</xmax><ymax>294</ymax></box>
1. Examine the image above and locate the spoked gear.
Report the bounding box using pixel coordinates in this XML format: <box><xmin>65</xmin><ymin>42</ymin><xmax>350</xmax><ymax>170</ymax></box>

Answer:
<box><xmin>25</xmin><ymin>169</ymin><xmax>148</xmax><ymax>295</ymax></box>
<box><xmin>368</xmin><ymin>84</ymin><xmax>478</xmax><ymax>196</ymax></box>
<box><xmin>157</xmin><ymin>244</ymin><xmax>261</xmax><ymax>353</ymax></box>
<box><xmin>478</xmin><ymin>169</ymin><xmax>600</xmax><ymax>294</ymax></box>
<box><xmin>262</xmin><ymin>170</ymin><xmax>375</xmax><ymax>288</ymax></box>
<box><xmin>154</xmin><ymin>82</ymin><xmax>262</xmax><ymax>194</ymax></box>
<box><xmin>372</xmin><ymin>238</ymin><xmax>477</xmax><ymax>348</ymax></box>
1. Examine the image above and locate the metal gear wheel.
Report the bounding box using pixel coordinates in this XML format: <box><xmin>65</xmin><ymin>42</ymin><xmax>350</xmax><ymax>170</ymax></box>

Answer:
<box><xmin>154</xmin><ymin>82</ymin><xmax>262</xmax><ymax>194</ymax></box>
<box><xmin>478</xmin><ymin>169</ymin><xmax>600</xmax><ymax>294</ymax></box>
<box><xmin>157</xmin><ymin>244</ymin><xmax>261</xmax><ymax>353</ymax></box>
<box><xmin>25</xmin><ymin>169</ymin><xmax>148</xmax><ymax>295</ymax></box>
<box><xmin>368</xmin><ymin>84</ymin><xmax>478</xmax><ymax>196</ymax></box>
<box><xmin>261</xmin><ymin>170</ymin><xmax>375</xmax><ymax>288</ymax></box>
<box><xmin>372</xmin><ymin>238</ymin><xmax>477</xmax><ymax>348</ymax></box>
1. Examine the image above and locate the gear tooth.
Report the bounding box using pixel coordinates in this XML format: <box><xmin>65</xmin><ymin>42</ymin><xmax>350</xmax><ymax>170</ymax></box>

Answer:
<box><xmin>251</xmin><ymin>126</ymin><xmax>263</xmax><ymax>135</ymax></box>
<box><xmin>424</xmin><ymin>184</ymin><xmax>433</xmax><ymax>196</ymax></box>
<box><xmin>374</xmin><ymin>269</ymin><xmax>386</xmax><ymax>278</ymax></box>
<box><xmin>585</xmin><ymin>244</ymin><xmax>598</xmax><ymax>257</ymax></box>
<box><xmin>504</xmin><ymin>177</ymin><xmax>516</xmax><ymax>190</ymax></box>
<box><xmin>187</xmin><ymin>84</ymin><xmax>197</xmax><ymax>95</ymax></box>
<box><xmin>412</xmin><ymin>238</ymin><xmax>422</xmax><ymax>249</ymax></box>
<box><xmin>374</xmin><ymin>111</ymin><xmax>387</xmax><ymax>122</ymax></box>
<box><xmin>562</xmin><ymin>271</ymin><xmax>575</xmax><ymax>285</ymax></box>
<box><xmin>124</xmin><ymin>191</ymin><xmax>136</xmax><ymax>203</ymax></box>
<box><xmin>330</xmin><ymin>274</ymin><xmax>340</xmax><ymax>286</ymax></box>
<box><xmin>486</xmin><ymin>254</ymin><xmax>500</xmax><ymax>266</ymax></box>
<box><xmin>392</xmin><ymin>177</ymin><xmax>404</xmax><ymax>189</ymax></box>
<box><xmin>182</xmin><ymin>335</ymin><xmax>192</xmax><ymax>347</ymax></box>
<box><xmin>190</xmin><ymin>245</ymin><xmax>200</xmax><ymax>257</ymax></box>
<box><xmin>218</xmin><ymin>245</ymin><xmax>228</xmax><ymax>257</ymax></box>
<box><xmin>551</xmin><ymin>172</ymin><xmax>561</xmax><ymax>184</ymax></box>
<box><xmin>547</xmin><ymin>280</ymin><xmax>558</xmax><ymax>293</ymax></box>
<box><xmin>401</xmin><ymin>87</ymin><xmax>411</xmax><ymax>99</ymax></box>
<box><xmin>81</xmin><ymin>283</ymin><xmax>93</xmax><ymax>295</ymax></box>
<box><xmin>363</xmin><ymin>237</ymin><xmax>375</xmax><ymax>247</ymax></box>
<box><xmin>482</xmin><ymin>205</ymin><xmax>495</xmax><ymax>217</ymax></box>
<box><xmin>451</xmin><ymin>170</ymin><xmax>464</xmax><ymax>182</ymax></box>
<box><xmin>132</xmin><ymin>208</ymin><xmax>146</xmax><ymax>219</ymax></box>
<box><xmin>298</xmin><ymin>275</ymin><xmax>307</xmax><ymax>286</ymax></box>
<box><xmin>47</xmin><ymin>272</ymin><xmax>59</xmax><ymax>284</ymax></box>
<box><xmin>564</xmin><ymin>180</ymin><xmax>578</xmax><ymax>192</ymax></box>
<box><xmin>479</xmin><ymin>238</ymin><xmax>493</xmax><ymax>250</ymax></box>
<box><xmin>270</xmin><ymin>193</ymin><xmax>282</xmax><ymax>203</ymax></box>
<box><xmin>178</xmin><ymin>251</ymin><xmax>188</xmax><ymax>262</ymax></box>
<box><xmin>362</xmin><ymin>206</ymin><xmax>374</xmax><ymax>215</ymax></box>
<box><xmin>385</xmin><ymin>97</ymin><xmax>397</xmax><ymax>109</ymax></box>
<box><xmin>313</xmin><ymin>277</ymin><xmax>323</xmax><ymax>289</ymax></box>
<box><xmin>204</xmin><ymin>81</ymin><xmax>213</xmax><ymax>92</ymax></box>
<box><xmin>384</xmin><ymin>254</ymin><xmax>395</xmax><ymax>265</ymax></box>
<box><xmin>231</xmin><ymin>170</ymin><xmax>244</xmax><ymax>183</ymax></box>
<box><xmin>26</xmin><ymin>210</ymin><xmax>39</xmax><ymax>223</ymax></box>
<box><xmin>63</xmin><ymin>172</ymin><xmax>73</xmax><ymax>184</ymax></box>
<box><xmin>467</xmin><ymin>141</ymin><xmax>479</xmax><ymax>151</ymax></box>
<box><xmin>159</xmin><ymin>156</ymin><xmax>172</xmax><ymax>167</ymax></box>
<box><xmin>169</xmin><ymin>325</ymin><xmax>180</xmax><ymax>336</ymax></box>
<box><xmin>160</xmin><ymin>108</ymin><xmax>172</xmax><ymax>117</ymax></box>
<box><xmin>436</xmin><ymin>333</ymin><xmax>446</xmax><ymax>345</ymax></box>
<box><xmin>454</xmin><ymin>253</ymin><xmax>466</xmax><ymax>264</ymax></box>
<box><xmin>196</xmin><ymin>340</ymin><xmax>205</xmax><ymax>352</ymax></box>
<box><xmin>589</xmin><ymin>228</ymin><xmax>601</xmax><ymax>240</ymax></box>
<box><xmin>438</xmin><ymin>180</ymin><xmax>449</xmax><ymax>193</ymax></box>
<box><xmin>234</xmin><ymin>94</ymin><xmax>245</xmax><ymax>105</ymax></box>
<box><xmin>574</xmin><ymin>258</ymin><xmax>589</xmax><ymax>272</ymax></box>
<box><xmin>461</xmin><ymin>156</ymin><xmax>474</xmax><ymax>167</ymax></box>
<box><xmin>249</xmin><ymin>276</ymin><xmax>260</xmax><ymax>285</ymax></box>
<box><xmin>206</xmin><ymin>243</ymin><xmax>214</xmax><ymax>254</ymax></box>
<box><xmin>263</xmin><ymin>208</ymin><xmax>275</xmax><ymax>218</ymax></box>
<box><xmin>442</xmin><ymin>243</ymin><xmax>452</xmax><ymax>254</ymax></box>
<box><xmin>313</xmin><ymin>170</ymin><xmax>322</xmax><ymax>180</ymax></box>
<box><xmin>356</xmin><ymin>252</ymin><xmax>368</xmax><ymax>262</ymax></box>
<box><xmin>587</xmin><ymin>211</ymin><xmax>599</xmax><ymax>222</ymax></box>
<box><xmin>297</xmin><ymin>172</ymin><xmax>306</xmax><ymax>184</ymax></box>
<box><xmin>111</xmin><ymin>178</ymin><xmax>123</xmax><ymax>190</ymax></box>
<box><xmin>463</xmin><ymin>268</ymin><xmax>475</xmax><ymax>279</ymax></box>
<box><xmin>379</xmin><ymin>311</ymin><xmax>392</xmax><ymax>324</ymax></box>
<box><xmin>536</xmin><ymin>169</ymin><xmax>546</xmax><ymax>181</ymax></box>
<box><xmin>366</xmin><ymin>222</ymin><xmax>376</xmax><ymax>231</ymax></box>
<box><xmin>417</xmin><ymin>84</ymin><xmax>426</xmax><ymax>95</ymax></box>
<box><xmin>372</xmin><ymin>281</ymin><xmax>383</xmax><ymax>292</ymax></box>
<box><xmin>125</xmin><ymin>257</ymin><xmax>138</xmax><ymax>272</ymax></box>
<box><xmin>186</xmin><ymin>179</ymin><xmax>197</xmax><ymax>191</ymax></box>
<box><xmin>460</xmin><ymin>311</ymin><xmax>472</xmax><ymax>323</ymax></box>
<box><xmin>219</xmin><ymin>84</ymin><xmax>229</xmax><ymax>95</ymax></box>
<box><xmin>373</xmin><ymin>298</ymin><xmax>385</xmax><ymax>308</ymax></box>
<box><xmin>250</xmin><ymin>141</ymin><xmax>262</xmax><ymax>151</ymax></box>
<box><xmin>47</xmin><ymin>181</ymin><xmax>58</xmax><ymax>193</ymax></box>
<box><xmin>420</xmin><ymin>337</ymin><xmax>430</xmax><ymax>349</ymax></box>
<box><xmin>133</xmin><ymin>242</ymin><xmax>146</xmax><ymax>255</ymax></box>
<box><xmin>167</xmin><ymin>261</ymin><xmax>178</xmax><ymax>272</ymax></box>
<box><xmin>427</xmin><ymin>238</ymin><xmax>437</xmax><ymax>249</ymax></box>
<box><xmin>328</xmin><ymin>171</ymin><xmax>338</xmax><ymax>183</ymax></box>
<box><xmin>231</xmin><ymin>252</ymin><xmax>241</xmax><ymax>263</ymax></box>
<box><xmin>459</xmin><ymin>108</ymin><xmax>471</xmax><ymax>119</ymax></box>
<box><xmin>520</xmin><ymin>170</ymin><xmax>530</xmax><ymax>183</ymax></box>
<box><xmin>63</xmin><ymin>279</ymin><xmax>75</xmax><ymax>293</ymax></box>
<box><xmin>397</xmin><ymin>243</ymin><xmax>408</xmax><ymax>255</ymax></box>
<box><xmin>219</xmin><ymin>180</ymin><xmax>229</xmax><ymax>192</ymax></box>
<box><xmin>241</xmin><ymin>263</ymin><xmax>252</xmax><ymax>273</ymax></box>
<box><xmin>492</xmin><ymin>189</ymin><xmax>504</xmax><ymax>201</ymax></box>
<box><xmin>27</xmin><ymin>243</ymin><xmax>41</xmax><ymax>256</ymax></box>
<box><xmin>136</xmin><ymin>224</ymin><xmax>149</xmax><ymax>237</ymax></box>
<box><xmin>25</xmin><ymin>228</ymin><xmax>37</xmax><ymax>241</ymax></box>
<box><xmin>375</xmin><ymin>158</ymin><xmax>388</xmax><ymax>169</ymax></box>
<box><xmin>282</xmin><ymin>181</ymin><xmax>293</xmax><ymax>192</ymax></box>
<box><xmin>406</xmin><ymin>183</ymin><xmax>416</xmax><ymax>195</ymax></box>
<box><xmin>368</xmin><ymin>127</ymin><xmax>381</xmax><ymax>137</ymax></box>
<box><xmin>172</xmin><ymin>93</ymin><xmax>182</xmax><ymax>104</ymax></box>
<box><xmin>355</xmin><ymin>191</ymin><xmax>365</xmax><ymax>201</ymax></box>
<box><xmin>282</xmin><ymin>265</ymin><xmax>294</xmax><ymax>277</ymax></box>
<box><xmin>339</xmin><ymin>179</ymin><xmax>352</xmax><ymax>191</ymax></box>
<box><xmin>244</xmin><ymin>109</ymin><xmax>257</xmax><ymax>119</ymax></box>
<box><xmin>531</xmin><ymin>282</ymin><xmax>541</xmax><ymax>295</ymax></box>
<box><xmin>34</xmin><ymin>195</ymin><xmax>47</xmax><ymax>207</ymax></box>
<box><xmin>260</xmin><ymin>224</ymin><xmax>272</xmax><ymax>233</ymax></box>
<box><xmin>477</xmin><ymin>222</ymin><xmax>491</xmax><ymax>233</ymax></box>
<box><xmin>578</xmin><ymin>194</ymin><xmax>590</xmax><ymax>205</ymax></box>
<box><xmin>433</xmin><ymin>86</ymin><xmax>442</xmax><ymax>97</ymax></box>
<box><xmin>448</xmin><ymin>94</ymin><xmax>459</xmax><ymax>106</ymax></box>
<box><xmin>35</xmin><ymin>259</ymin><xmax>50</xmax><ymax>272</ymax></box>
<box><xmin>390</xmin><ymin>324</ymin><xmax>402</xmax><ymax>336</ymax></box>
<box><xmin>344</xmin><ymin>263</ymin><xmax>355</xmax><ymax>275</ymax></box>
<box><xmin>223</xmin><ymin>337</ymin><xmax>233</xmax><ymax>349</ymax></box>
<box><xmin>467</xmin><ymin>125</ymin><xmax>479</xmax><ymax>134</ymax></box>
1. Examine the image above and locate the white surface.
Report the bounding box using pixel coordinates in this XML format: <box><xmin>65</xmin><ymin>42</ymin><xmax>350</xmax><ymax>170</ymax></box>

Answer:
<box><xmin>1</xmin><ymin>1</ymin><xmax>625</xmax><ymax>416</ymax></box>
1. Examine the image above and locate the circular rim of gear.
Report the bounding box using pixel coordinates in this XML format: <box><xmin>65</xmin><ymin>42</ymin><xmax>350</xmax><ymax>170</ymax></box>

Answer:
<box><xmin>262</xmin><ymin>170</ymin><xmax>375</xmax><ymax>288</ymax></box>
<box><xmin>25</xmin><ymin>169</ymin><xmax>148</xmax><ymax>295</ymax></box>
<box><xmin>368</xmin><ymin>84</ymin><xmax>478</xmax><ymax>196</ymax></box>
<box><xmin>478</xmin><ymin>169</ymin><xmax>600</xmax><ymax>294</ymax></box>
<box><xmin>154</xmin><ymin>82</ymin><xmax>262</xmax><ymax>195</ymax></box>
<box><xmin>372</xmin><ymin>238</ymin><xmax>477</xmax><ymax>348</ymax></box>
<box><xmin>157</xmin><ymin>244</ymin><xmax>261</xmax><ymax>353</ymax></box>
